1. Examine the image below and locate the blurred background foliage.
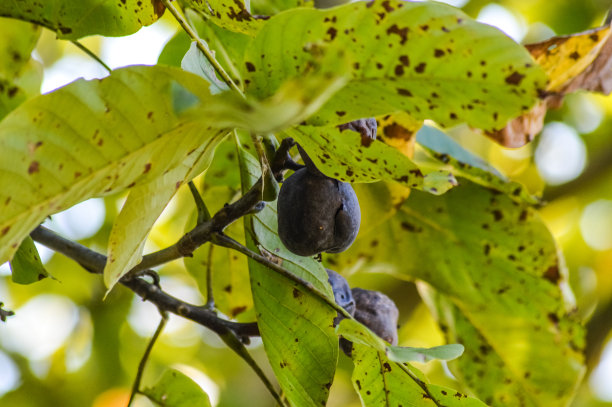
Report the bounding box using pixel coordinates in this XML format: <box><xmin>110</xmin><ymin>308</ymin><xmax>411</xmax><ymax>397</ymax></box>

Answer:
<box><xmin>1</xmin><ymin>0</ymin><xmax>612</xmax><ymax>406</ymax></box>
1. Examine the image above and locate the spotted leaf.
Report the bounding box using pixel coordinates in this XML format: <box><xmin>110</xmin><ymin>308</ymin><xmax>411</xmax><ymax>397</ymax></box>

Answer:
<box><xmin>333</xmin><ymin>181</ymin><xmax>585</xmax><ymax>406</ymax></box>
<box><xmin>0</xmin><ymin>0</ymin><xmax>164</xmax><ymax>40</ymax></box>
<box><xmin>243</xmin><ymin>0</ymin><xmax>546</xmax><ymax>132</ymax></box>
<box><xmin>285</xmin><ymin>125</ymin><xmax>457</xmax><ymax>195</ymax></box>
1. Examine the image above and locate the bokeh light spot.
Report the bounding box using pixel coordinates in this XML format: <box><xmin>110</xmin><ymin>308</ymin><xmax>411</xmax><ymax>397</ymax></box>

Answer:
<box><xmin>535</xmin><ymin>122</ymin><xmax>586</xmax><ymax>185</ymax></box>
<box><xmin>0</xmin><ymin>295</ymin><xmax>79</xmax><ymax>361</ymax></box>
<box><xmin>43</xmin><ymin>198</ymin><xmax>106</xmax><ymax>241</ymax></box>
<box><xmin>477</xmin><ymin>4</ymin><xmax>526</xmax><ymax>42</ymax></box>
<box><xmin>590</xmin><ymin>339</ymin><xmax>612</xmax><ymax>401</ymax></box>
<box><xmin>0</xmin><ymin>351</ymin><xmax>20</xmax><ymax>396</ymax></box>
<box><xmin>580</xmin><ymin>200</ymin><xmax>612</xmax><ymax>251</ymax></box>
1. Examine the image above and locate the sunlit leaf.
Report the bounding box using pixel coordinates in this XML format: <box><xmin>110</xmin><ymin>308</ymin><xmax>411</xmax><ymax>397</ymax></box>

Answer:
<box><xmin>104</xmin><ymin>129</ymin><xmax>227</xmax><ymax>290</ymax></box>
<box><xmin>526</xmin><ymin>25</ymin><xmax>611</xmax><ymax>92</ymax></box>
<box><xmin>0</xmin><ymin>79</ymin><xmax>27</xmax><ymax>121</ymax></box>
<box><xmin>0</xmin><ymin>66</ymin><xmax>220</xmax><ymax>266</ymax></box>
<box><xmin>492</xmin><ymin>21</ymin><xmax>612</xmax><ymax>147</ymax></box>
<box><xmin>237</xmin><ymin>132</ymin><xmax>338</xmax><ymax>407</ymax></box>
<box><xmin>9</xmin><ymin>236</ymin><xmax>49</xmax><ymax>284</ymax></box>
<box><xmin>143</xmin><ymin>368</ymin><xmax>212</xmax><ymax>407</ymax></box>
<box><xmin>0</xmin><ymin>17</ymin><xmax>40</xmax><ymax>79</ymax></box>
<box><xmin>335</xmin><ymin>181</ymin><xmax>585</xmax><ymax>406</ymax></box>
<box><xmin>351</xmin><ymin>343</ymin><xmax>487</xmax><ymax>407</ymax></box>
<box><xmin>286</xmin><ymin>125</ymin><xmax>457</xmax><ymax>195</ymax></box>
<box><xmin>0</xmin><ymin>0</ymin><xmax>164</xmax><ymax>40</ymax></box>
<box><xmin>244</xmin><ymin>0</ymin><xmax>546</xmax><ymax>131</ymax></box>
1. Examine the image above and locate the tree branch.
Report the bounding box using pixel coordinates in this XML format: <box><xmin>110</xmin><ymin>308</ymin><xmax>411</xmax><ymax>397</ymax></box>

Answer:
<box><xmin>131</xmin><ymin>177</ymin><xmax>265</xmax><ymax>273</ymax></box>
<box><xmin>30</xmin><ymin>226</ymin><xmax>259</xmax><ymax>338</ymax></box>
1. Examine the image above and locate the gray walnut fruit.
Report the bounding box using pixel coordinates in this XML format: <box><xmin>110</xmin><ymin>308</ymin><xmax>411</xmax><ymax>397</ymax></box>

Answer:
<box><xmin>277</xmin><ymin>163</ymin><xmax>360</xmax><ymax>256</ymax></box>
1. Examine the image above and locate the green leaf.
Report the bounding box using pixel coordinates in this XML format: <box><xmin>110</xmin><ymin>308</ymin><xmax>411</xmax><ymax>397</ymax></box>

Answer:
<box><xmin>337</xmin><ymin>319</ymin><xmax>464</xmax><ymax>363</ymax></box>
<box><xmin>0</xmin><ymin>79</ymin><xmax>27</xmax><ymax>121</ymax></box>
<box><xmin>104</xmin><ymin>129</ymin><xmax>227</xmax><ymax>291</ymax></box>
<box><xmin>337</xmin><ymin>181</ymin><xmax>585</xmax><ymax>406</ymax></box>
<box><xmin>181</xmin><ymin>42</ymin><xmax>230</xmax><ymax>94</ymax></box>
<box><xmin>158</xmin><ymin>30</ymin><xmax>191</xmax><ymax>68</ymax></box>
<box><xmin>416</xmin><ymin>126</ymin><xmax>539</xmax><ymax>204</ymax></box>
<box><xmin>285</xmin><ymin>125</ymin><xmax>457</xmax><ymax>195</ymax></box>
<box><xmin>0</xmin><ymin>0</ymin><xmax>164</xmax><ymax>40</ymax></box>
<box><xmin>0</xmin><ymin>66</ymin><xmax>222</xmax><ymax>267</ymax></box>
<box><xmin>244</xmin><ymin>1</ymin><xmax>547</xmax><ymax>131</ymax></box>
<box><xmin>237</xmin><ymin>132</ymin><xmax>338</xmax><ymax>407</ymax></box>
<box><xmin>351</xmin><ymin>343</ymin><xmax>487</xmax><ymax>407</ymax></box>
<box><xmin>9</xmin><ymin>236</ymin><xmax>49</xmax><ymax>284</ymax></box>
<box><xmin>143</xmin><ymin>368</ymin><xmax>212</xmax><ymax>407</ymax></box>
<box><xmin>180</xmin><ymin>0</ymin><xmax>264</xmax><ymax>36</ymax></box>
<box><xmin>0</xmin><ymin>17</ymin><xmax>40</xmax><ymax>79</ymax></box>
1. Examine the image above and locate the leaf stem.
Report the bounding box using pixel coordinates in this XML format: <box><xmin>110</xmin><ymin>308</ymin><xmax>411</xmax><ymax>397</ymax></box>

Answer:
<box><xmin>71</xmin><ymin>40</ymin><xmax>112</xmax><ymax>74</ymax></box>
<box><xmin>128</xmin><ymin>312</ymin><xmax>169</xmax><ymax>407</ymax></box>
<box><xmin>161</xmin><ymin>0</ymin><xmax>243</xmax><ymax>96</ymax></box>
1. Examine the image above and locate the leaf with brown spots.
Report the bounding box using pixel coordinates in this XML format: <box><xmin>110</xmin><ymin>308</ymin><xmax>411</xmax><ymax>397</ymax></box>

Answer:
<box><xmin>285</xmin><ymin>124</ymin><xmax>457</xmax><ymax>195</ymax></box>
<box><xmin>180</xmin><ymin>0</ymin><xmax>265</xmax><ymax>36</ymax></box>
<box><xmin>333</xmin><ymin>181</ymin><xmax>584</xmax><ymax>406</ymax></box>
<box><xmin>0</xmin><ymin>0</ymin><xmax>163</xmax><ymax>40</ymax></box>
<box><xmin>0</xmin><ymin>17</ymin><xmax>40</xmax><ymax>80</ymax></box>
<box><xmin>0</xmin><ymin>66</ymin><xmax>234</xmax><ymax>273</ymax></box>
<box><xmin>492</xmin><ymin>22</ymin><xmax>612</xmax><ymax>147</ymax></box>
<box><xmin>351</xmin><ymin>343</ymin><xmax>487</xmax><ymax>406</ymax></box>
<box><xmin>243</xmin><ymin>0</ymin><xmax>546</xmax><ymax>132</ymax></box>
<box><xmin>9</xmin><ymin>236</ymin><xmax>51</xmax><ymax>284</ymax></box>
<box><xmin>237</xmin><ymin>133</ymin><xmax>338</xmax><ymax>407</ymax></box>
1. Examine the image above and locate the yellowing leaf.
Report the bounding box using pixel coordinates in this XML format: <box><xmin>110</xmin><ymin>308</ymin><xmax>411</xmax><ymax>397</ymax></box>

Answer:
<box><xmin>103</xmin><ymin>128</ymin><xmax>227</xmax><ymax>291</ymax></box>
<box><xmin>526</xmin><ymin>26</ymin><xmax>611</xmax><ymax>92</ymax></box>
<box><xmin>0</xmin><ymin>66</ymin><xmax>216</xmax><ymax>266</ymax></box>
<box><xmin>492</xmin><ymin>20</ymin><xmax>612</xmax><ymax>147</ymax></box>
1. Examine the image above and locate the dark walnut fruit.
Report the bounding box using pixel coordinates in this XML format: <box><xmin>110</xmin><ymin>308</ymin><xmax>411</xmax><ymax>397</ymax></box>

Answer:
<box><xmin>326</xmin><ymin>268</ymin><xmax>356</xmax><ymax>325</ymax></box>
<box><xmin>277</xmin><ymin>167</ymin><xmax>361</xmax><ymax>256</ymax></box>
<box><xmin>352</xmin><ymin>288</ymin><xmax>399</xmax><ymax>345</ymax></box>
<box><xmin>340</xmin><ymin>288</ymin><xmax>399</xmax><ymax>355</ymax></box>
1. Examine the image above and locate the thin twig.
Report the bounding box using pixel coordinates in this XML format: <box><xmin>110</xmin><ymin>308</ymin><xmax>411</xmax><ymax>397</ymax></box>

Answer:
<box><xmin>30</xmin><ymin>226</ymin><xmax>259</xmax><ymax>337</ymax></box>
<box><xmin>128</xmin><ymin>312</ymin><xmax>169</xmax><ymax>407</ymax></box>
<box><xmin>219</xmin><ymin>328</ymin><xmax>289</xmax><ymax>407</ymax></box>
<box><xmin>71</xmin><ymin>40</ymin><xmax>112</xmax><ymax>74</ymax></box>
<box><xmin>160</xmin><ymin>0</ymin><xmax>243</xmax><ymax>95</ymax></box>
<box><xmin>211</xmin><ymin>232</ymin><xmax>352</xmax><ymax>319</ymax></box>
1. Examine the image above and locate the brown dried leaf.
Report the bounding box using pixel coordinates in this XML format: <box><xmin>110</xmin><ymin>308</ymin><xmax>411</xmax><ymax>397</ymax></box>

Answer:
<box><xmin>490</xmin><ymin>20</ymin><xmax>612</xmax><ymax>147</ymax></box>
